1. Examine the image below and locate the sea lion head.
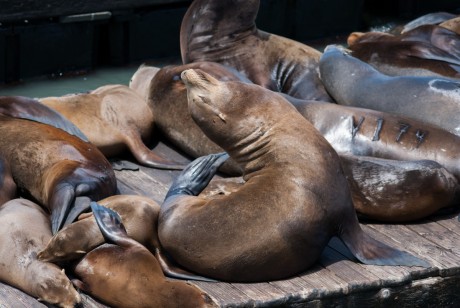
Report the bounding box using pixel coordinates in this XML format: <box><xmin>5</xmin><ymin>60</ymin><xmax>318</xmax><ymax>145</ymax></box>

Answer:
<box><xmin>32</xmin><ymin>265</ymin><xmax>81</xmax><ymax>307</ymax></box>
<box><xmin>181</xmin><ymin>68</ymin><xmax>286</xmax><ymax>153</ymax></box>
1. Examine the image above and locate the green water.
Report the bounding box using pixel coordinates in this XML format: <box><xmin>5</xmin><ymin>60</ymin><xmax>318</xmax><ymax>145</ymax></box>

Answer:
<box><xmin>0</xmin><ymin>57</ymin><xmax>181</xmax><ymax>98</ymax></box>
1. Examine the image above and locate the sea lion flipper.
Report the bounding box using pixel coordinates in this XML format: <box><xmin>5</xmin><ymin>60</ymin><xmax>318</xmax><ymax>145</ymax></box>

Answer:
<box><xmin>63</xmin><ymin>196</ymin><xmax>92</xmax><ymax>227</ymax></box>
<box><xmin>339</xmin><ymin>217</ymin><xmax>430</xmax><ymax>268</ymax></box>
<box><xmin>155</xmin><ymin>248</ymin><xmax>217</xmax><ymax>282</ymax></box>
<box><xmin>0</xmin><ymin>96</ymin><xmax>89</xmax><ymax>142</ymax></box>
<box><xmin>122</xmin><ymin>132</ymin><xmax>188</xmax><ymax>170</ymax></box>
<box><xmin>164</xmin><ymin>152</ymin><xmax>229</xmax><ymax>200</ymax></box>
<box><xmin>71</xmin><ymin>278</ymin><xmax>89</xmax><ymax>292</ymax></box>
<box><xmin>90</xmin><ymin>201</ymin><xmax>129</xmax><ymax>245</ymax></box>
<box><xmin>50</xmin><ymin>185</ymin><xmax>76</xmax><ymax>235</ymax></box>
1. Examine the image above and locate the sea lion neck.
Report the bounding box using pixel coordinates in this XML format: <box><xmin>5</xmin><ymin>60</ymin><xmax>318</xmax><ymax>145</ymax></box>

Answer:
<box><xmin>181</xmin><ymin>0</ymin><xmax>259</xmax><ymax>61</ymax></box>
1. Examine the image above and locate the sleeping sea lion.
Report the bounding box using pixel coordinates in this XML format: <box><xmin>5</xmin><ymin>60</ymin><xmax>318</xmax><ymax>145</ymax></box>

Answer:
<box><xmin>38</xmin><ymin>194</ymin><xmax>212</xmax><ymax>281</ymax></box>
<box><xmin>347</xmin><ymin>25</ymin><xmax>460</xmax><ymax>78</ymax></box>
<box><xmin>319</xmin><ymin>44</ymin><xmax>460</xmax><ymax>136</ymax></box>
<box><xmin>0</xmin><ymin>198</ymin><xmax>81</xmax><ymax>307</ymax></box>
<box><xmin>71</xmin><ymin>202</ymin><xmax>216</xmax><ymax>308</ymax></box>
<box><xmin>180</xmin><ymin>0</ymin><xmax>332</xmax><ymax>101</ymax></box>
<box><xmin>0</xmin><ymin>156</ymin><xmax>16</xmax><ymax>206</ymax></box>
<box><xmin>158</xmin><ymin>69</ymin><xmax>429</xmax><ymax>282</ymax></box>
<box><xmin>0</xmin><ymin>96</ymin><xmax>117</xmax><ymax>233</ymax></box>
<box><xmin>40</xmin><ymin>84</ymin><xmax>185</xmax><ymax>170</ymax></box>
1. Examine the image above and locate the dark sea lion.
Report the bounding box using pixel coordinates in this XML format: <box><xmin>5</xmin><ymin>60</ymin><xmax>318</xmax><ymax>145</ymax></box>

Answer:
<box><xmin>347</xmin><ymin>25</ymin><xmax>460</xmax><ymax>78</ymax></box>
<box><xmin>0</xmin><ymin>198</ymin><xmax>81</xmax><ymax>307</ymax></box>
<box><xmin>40</xmin><ymin>84</ymin><xmax>185</xmax><ymax>170</ymax></box>
<box><xmin>401</xmin><ymin>12</ymin><xmax>457</xmax><ymax>34</ymax></box>
<box><xmin>0</xmin><ymin>97</ymin><xmax>117</xmax><ymax>233</ymax></box>
<box><xmin>340</xmin><ymin>155</ymin><xmax>458</xmax><ymax>222</ymax></box>
<box><xmin>290</xmin><ymin>100</ymin><xmax>460</xmax><ymax>181</ymax></box>
<box><xmin>180</xmin><ymin>0</ymin><xmax>332</xmax><ymax>101</ymax></box>
<box><xmin>0</xmin><ymin>156</ymin><xmax>16</xmax><ymax>206</ymax></box>
<box><xmin>319</xmin><ymin>44</ymin><xmax>460</xmax><ymax>136</ymax></box>
<box><xmin>72</xmin><ymin>202</ymin><xmax>216</xmax><ymax>308</ymax></box>
<box><xmin>38</xmin><ymin>194</ymin><xmax>211</xmax><ymax>281</ymax></box>
<box><xmin>158</xmin><ymin>69</ymin><xmax>429</xmax><ymax>282</ymax></box>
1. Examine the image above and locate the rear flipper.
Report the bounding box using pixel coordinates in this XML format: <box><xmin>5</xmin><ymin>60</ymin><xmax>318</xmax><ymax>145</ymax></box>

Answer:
<box><xmin>339</xmin><ymin>213</ymin><xmax>430</xmax><ymax>268</ymax></box>
<box><xmin>155</xmin><ymin>248</ymin><xmax>217</xmax><ymax>282</ymax></box>
<box><xmin>123</xmin><ymin>132</ymin><xmax>188</xmax><ymax>170</ymax></box>
<box><xmin>164</xmin><ymin>152</ymin><xmax>230</xmax><ymax>200</ymax></box>
<box><xmin>90</xmin><ymin>201</ymin><xmax>128</xmax><ymax>245</ymax></box>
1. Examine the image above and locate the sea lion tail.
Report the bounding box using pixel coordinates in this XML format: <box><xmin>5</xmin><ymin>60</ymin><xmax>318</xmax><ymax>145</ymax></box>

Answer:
<box><xmin>90</xmin><ymin>201</ymin><xmax>130</xmax><ymax>246</ymax></box>
<box><xmin>164</xmin><ymin>152</ymin><xmax>229</xmax><ymax>200</ymax></box>
<box><xmin>339</xmin><ymin>215</ymin><xmax>430</xmax><ymax>267</ymax></box>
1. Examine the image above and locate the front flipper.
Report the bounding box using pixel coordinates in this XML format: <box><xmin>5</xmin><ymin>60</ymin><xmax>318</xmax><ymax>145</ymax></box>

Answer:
<box><xmin>0</xmin><ymin>96</ymin><xmax>89</xmax><ymax>142</ymax></box>
<box><xmin>50</xmin><ymin>184</ymin><xmax>76</xmax><ymax>235</ymax></box>
<box><xmin>63</xmin><ymin>196</ymin><xmax>92</xmax><ymax>227</ymax></box>
<box><xmin>164</xmin><ymin>152</ymin><xmax>229</xmax><ymax>200</ymax></box>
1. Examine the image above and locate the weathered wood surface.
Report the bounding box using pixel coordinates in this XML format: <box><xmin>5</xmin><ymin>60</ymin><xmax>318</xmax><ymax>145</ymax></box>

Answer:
<box><xmin>0</xmin><ymin>0</ymin><xmax>191</xmax><ymax>23</ymax></box>
<box><xmin>0</xmin><ymin>139</ymin><xmax>459</xmax><ymax>307</ymax></box>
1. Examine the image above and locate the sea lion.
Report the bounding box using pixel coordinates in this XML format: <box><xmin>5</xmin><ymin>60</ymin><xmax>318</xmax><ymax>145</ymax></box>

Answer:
<box><xmin>158</xmin><ymin>69</ymin><xmax>429</xmax><ymax>282</ymax></box>
<box><xmin>150</xmin><ymin>62</ymin><xmax>460</xmax><ymax>181</ymax></box>
<box><xmin>0</xmin><ymin>96</ymin><xmax>117</xmax><ymax>233</ymax></box>
<box><xmin>0</xmin><ymin>156</ymin><xmax>16</xmax><ymax>206</ymax></box>
<box><xmin>40</xmin><ymin>84</ymin><xmax>185</xmax><ymax>170</ymax></box>
<box><xmin>180</xmin><ymin>0</ymin><xmax>332</xmax><ymax>101</ymax></box>
<box><xmin>401</xmin><ymin>12</ymin><xmax>457</xmax><ymax>34</ymax></box>
<box><xmin>347</xmin><ymin>25</ymin><xmax>460</xmax><ymax>78</ymax></box>
<box><xmin>0</xmin><ymin>198</ymin><xmax>81</xmax><ymax>307</ymax></box>
<box><xmin>38</xmin><ymin>194</ymin><xmax>212</xmax><ymax>281</ymax></box>
<box><xmin>71</xmin><ymin>202</ymin><xmax>216</xmax><ymax>308</ymax></box>
<box><xmin>319</xmin><ymin>44</ymin><xmax>460</xmax><ymax>136</ymax></box>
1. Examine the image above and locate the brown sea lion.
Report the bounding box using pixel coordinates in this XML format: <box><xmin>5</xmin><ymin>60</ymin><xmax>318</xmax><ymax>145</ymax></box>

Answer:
<box><xmin>0</xmin><ymin>156</ymin><xmax>16</xmax><ymax>206</ymax></box>
<box><xmin>347</xmin><ymin>25</ymin><xmax>460</xmax><ymax>78</ymax></box>
<box><xmin>158</xmin><ymin>69</ymin><xmax>429</xmax><ymax>282</ymax></box>
<box><xmin>0</xmin><ymin>96</ymin><xmax>117</xmax><ymax>233</ymax></box>
<box><xmin>72</xmin><ymin>202</ymin><xmax>216</xmax><ymax>308</ymax></box>
<box><xmin>38</xmin><ymin>194</ymin><xmax>212</xmax><ymax>282</ymax></box>
<box><xmin>40</xmin><ymin>84</ymin><xmax>185</xmax><ymax>170</ymax></box>
<box><xmin>0</xmin><ymin>198</ymin><xmax>81</xmax><ymax>307</ymax></box>
<box><xmin>319</xmin><ymin>45</ymin><xmax>460</xmax><ymax>136</ymax></box>
<box><xmin>180</xmin><ymin>0</ymin><xmax>332</xmax><ymax>101</ymax></box>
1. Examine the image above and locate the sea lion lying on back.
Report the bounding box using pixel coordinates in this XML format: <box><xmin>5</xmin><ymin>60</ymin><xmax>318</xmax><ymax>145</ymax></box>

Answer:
<box><xmin>71</xmin><ymin>202</ymin><xmax>216</xmax><ymax>308</ymax></box>
<box><xmin>347</xmin><ymin>25</ymin><xmax>460</xmax><ymax>78</ymax></box>
<box><xmin>158</xmin><ymin>69</ymin><xmax>429</xmax><ymax>282</ymax></box>
<box><xmin>319</xmin><ymin>45</ymin><xmax>460</xmax><ymax>137</ymax></box>
<box><xmin>40</xmin><ymin>84</ymin><xmax>185</xmax><ymax>170</ymax></box>
<box><xmin>0</xmin><ymin>198</ymin><xmax>81</xmax><ymax>307</ymax></box>
<box><xmin>0</xmin><ymin>96</ymin><xmax>117</xmax><ymax>233</ymax></box>
<box><xmin>180</xmin><ymin>0</ymin><xmax>332</xmax><ymax>101</ymax></box>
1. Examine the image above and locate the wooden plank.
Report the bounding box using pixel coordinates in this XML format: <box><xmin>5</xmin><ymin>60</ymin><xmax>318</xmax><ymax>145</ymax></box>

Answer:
<box><xmin>190</xmin><ymin>281</ymin><xmax>253</xmax><ymax>307</ymax></box>
<box><xmin>0</xmin><ymin>282</ymin><xmax>46</xmax><ymax>308</ymax></box>
<box><xmin>364</xmin><ymin>223</ymin><xmax>460</xmax><ymax>277</ymax></box>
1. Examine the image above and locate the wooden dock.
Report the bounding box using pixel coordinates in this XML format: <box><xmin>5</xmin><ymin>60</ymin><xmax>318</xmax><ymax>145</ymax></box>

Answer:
<box><xmin>1</xmin><ymin>140</ymin><xmax>459</xmax><ymax>307</ymax></box>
